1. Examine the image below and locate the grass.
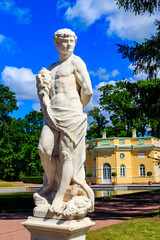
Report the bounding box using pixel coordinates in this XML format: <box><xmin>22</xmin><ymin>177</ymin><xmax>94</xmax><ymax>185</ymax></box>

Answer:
<box><xmin>0</xmin><ymin>182</ymin><xmax>23</xmax><ymax>187</ymax></box>
<box><xmin>86</xmin><ymin>211</ymin><xmax>160</xmax><ymax>240</ymax></box>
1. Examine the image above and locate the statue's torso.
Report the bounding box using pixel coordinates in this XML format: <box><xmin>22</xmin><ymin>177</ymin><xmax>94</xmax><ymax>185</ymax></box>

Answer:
<box><xmin>50</xmin><ymin>57</ymin><xmax>83</xmax><ymax>111</ymax></box>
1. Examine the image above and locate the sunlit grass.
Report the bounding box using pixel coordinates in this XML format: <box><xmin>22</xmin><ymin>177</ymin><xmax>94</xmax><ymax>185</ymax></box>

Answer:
<box><xmin>0</xmin><ymin>182</ymin><xmax>22</xmax><ymax>188</ymax></box>
<box><xmin>87</xmin><ymin>211</ymin><xmax>160</xmax><ymax>240</ymax></box>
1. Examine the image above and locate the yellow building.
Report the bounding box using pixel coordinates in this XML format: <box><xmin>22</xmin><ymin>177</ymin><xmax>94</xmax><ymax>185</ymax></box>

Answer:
<box><xmin>85</xmin><ymin>130</ymin><xmax>160</xmax><ymax>185</ymax></box>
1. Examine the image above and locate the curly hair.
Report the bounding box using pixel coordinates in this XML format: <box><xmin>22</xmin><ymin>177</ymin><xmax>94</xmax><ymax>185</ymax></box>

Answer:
<box><xmin>53</xmin><ymin>28</ymin><xmax>77</xmax><ymax>45</ymax></box>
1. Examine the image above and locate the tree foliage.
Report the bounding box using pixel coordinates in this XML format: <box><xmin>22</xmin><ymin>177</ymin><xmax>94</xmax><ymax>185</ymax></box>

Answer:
<box><xmin>0</xmin><ymin>84</ymin><xmax>44</xmax><ymax>180</ymax></box>
<box><xmin>116</xmin><ymin>0</ymin><xmax>160</xmax><ymax>80</ymax></box>
<box><xmin>116</xmin><ymin>0</ymin><xmax>160</xmax><ymax>15</ymax></box>
<box><xmin>0</xmin><ymin>111</ymin><xmax>44</xmax><ymax>181</ymax></box>
<box><xmin>0</xmin><ymin>84</ymin><xmax>18</xmax><ymax>123</ymax></box>
<box><xmin>99</xmin><ymin>79</ymin><xmax>160</xmax><ymax>137</ymax></box>
<box><xmin>86</xmin><ymin>107</ymin><xmax>108</xmax><ymax>140</ymax></box>
<box><xmin>117</xmin><ymin>21</ymin><xmax>160</xmax><ymax>79</ymax></box>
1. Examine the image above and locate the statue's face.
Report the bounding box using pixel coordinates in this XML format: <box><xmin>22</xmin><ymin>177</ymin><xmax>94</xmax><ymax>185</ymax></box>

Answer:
<box><xmin>57</xmin><ymin>36</ymin><xmax>76</xmax><ymax>54</ymax></box>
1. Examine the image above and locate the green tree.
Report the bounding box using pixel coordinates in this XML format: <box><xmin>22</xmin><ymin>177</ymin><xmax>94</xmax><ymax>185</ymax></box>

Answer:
<box><xmin>99</xmin><ymin>79</ymin><xmax>160</xmax><ymax>137</ymax></box>
<box><xmin>117</xmin><ymin>21</ymin><xmax>160</xmax><ymax>80</ymax></box>
<box><xmin>116</xmin><ymin>0</ymin><xmax>160</xmax><ymax>15</ymax></box>
<box><xmin>86</xmin><ymin>107</ymin><xmax>108</xmax><ymax>140</ymax></box>
<box><xmin>0</xmin><ymin>84</ymin><xmax>18</xmax><ymax>124</ymax></box>
<box><xmin>116</xmin><ymin>0</ymin><xmax>160</xmax><ymax>80</ymax></box>
<box><xmin>0</xmin><ymin>110</ymin><xmax>44</xmax><ymax>180</ymax></box>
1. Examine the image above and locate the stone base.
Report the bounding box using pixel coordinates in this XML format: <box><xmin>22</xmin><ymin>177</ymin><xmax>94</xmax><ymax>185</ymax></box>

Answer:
<box><xmin>22</xmin><ymin>216</ymin><xmax>95</xmax><ymax>240</ymax></box>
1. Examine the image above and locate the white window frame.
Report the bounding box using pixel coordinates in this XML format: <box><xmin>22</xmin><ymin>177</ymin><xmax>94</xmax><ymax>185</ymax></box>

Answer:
<box><xmin>139</xmin><ymin>164</ymin><xmax>145</xmax><ymax>176</ymax></box>
<box><xmin>138</xmin><ymin>153</ymin><xmax>145</xmax><ymax>159</ymax></box>
<box><xmin>120</xmin><ymin>164</ymin><xmax>126</xmax><ymax>177</ymax></box>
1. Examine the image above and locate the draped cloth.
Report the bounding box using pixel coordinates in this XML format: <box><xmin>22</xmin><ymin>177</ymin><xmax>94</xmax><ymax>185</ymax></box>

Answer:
<box><xmin>45</xmin><ymin>105</ymin><xmax>94</xmax><ymax>212</ymax></box>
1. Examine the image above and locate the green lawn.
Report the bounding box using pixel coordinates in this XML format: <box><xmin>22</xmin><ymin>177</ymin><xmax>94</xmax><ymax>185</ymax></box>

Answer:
<box><xmin>86</xmin><ymin>211</ymin><xmax>160</xmax><ymax>240</ymax></box>
<box><xmin>0</xmin><ymin>182</ymin><xmax>22</xmax><ymax>188</ymax></box>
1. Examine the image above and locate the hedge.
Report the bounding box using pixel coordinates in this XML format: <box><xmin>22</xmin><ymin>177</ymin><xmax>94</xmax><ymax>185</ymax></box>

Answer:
<box><xmin>0</xmin><ymin>192</ymin><xmax>35</xmax><ymax>213</ymax></box>
<box><xmin>22</xmin><ymin>176</ymin><xmax>43</xmax><ymax>184</ymax></box>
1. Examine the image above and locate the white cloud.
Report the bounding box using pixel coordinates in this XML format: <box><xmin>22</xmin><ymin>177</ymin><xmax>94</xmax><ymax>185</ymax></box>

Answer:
<box><xmin>32</xmin><ymin>102</ymin><xmax>41</xmax><ymax>112</ymax></box>
<box><xmin>0</xmin><ymin>0</ymin><xmax>31</xmax><ymax>24</ymax></box>
<box><xmin>63</xmin><ymin>0</ymin><xmax>117</xmax><ymax>26</ymax></box>
<box><xmin>58</xmin><ymin>0</ymin><xmax>160</xmax><ymax>42</ymax></box>
<box><xmin>1</xmin><ymin>66</ymin><xmax>37</xmax><ymax>100</ymax></box>
<box><xmin>0</xmin><ymin>34</ymin><xmax>19</xmax><ymax>54</ymax></box>
<box><xmin>89</xmin><ymin>67</ymin><xmax>119</xmax><ymax>80</ymax></box>
<box><xmin>128</xmin><ymin>64</ymin><xmax>160</xmax><ymax>80</ymax></box>
<box><xmin>84</xmin><ymin>81</ymin><xmax>114</xmax><ymax>126</ymax></box>
<box><xmin>17</xmin><ymin>101</ymin><xmax>24</xmax><ymax>107</ymax></box>
<box><xmin>57</xmin><ymin>0</ymin><xmax>70</xmax><ymax>10</ymax></box>
<box><xmin>0</xmin><ymin>34</ymin><xmax>5</xmax><ymax>43</ymax></box>
<box><xmin>106</xmin><ymin>11</ymin><xmax>159</xmax><ymax>41</ymax></box>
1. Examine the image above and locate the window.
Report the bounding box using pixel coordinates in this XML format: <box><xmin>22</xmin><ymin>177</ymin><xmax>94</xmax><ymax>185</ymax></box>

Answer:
<box><xmin>120</xmin><ymin>164</ymin><xmax>126</xmax><ymax>177</ymax></box>
<box><xmin>103</xmin><ymin>163</ymin><xmax>111</xmax><ymax>180</ymax></box>
<box><xmin>119</xmin><ymin>139</ymin><xmax>125</xmax><ymax>145</ymax></box>
<box><xmin>155</xmin><ymin>152</ymin><xmax>157</xmax><ymax>158</ymax></box>
<box><xmin>138</xmin><ymin>138</ymin><xmax>144</xmax><ymax>144</ymax></box>
<box><xmin>93</xmin><ymin>141</ymin><xmax>97</xmax><ymax>146</ymax></box>
<box><xmin>101</xmin><ymin>139</ymin><xmax>110</xmax><ymax>145</ymax></box>
<box><xmin>119</xmin><ymin>153</ymin><xmax>125</xmax><ymax>159</ymax></box>
<box><xmin>138</xmin><ymin>153</ymin><xmax>145</xmax><ymax>158</ymax></box>
<box><xmin>93</xmin><ymin>155</ymin><xmax>96</xmax><ymax>161</ymax></box>
<box><xmin>139</xmin><ymin>164</ymin><xmax>145</xmax><ymax>176</ymax></box>
<box><xmin>84</xmin><ymin>166</ymin><xmax>87</xmax><ymax>177</ymax></box>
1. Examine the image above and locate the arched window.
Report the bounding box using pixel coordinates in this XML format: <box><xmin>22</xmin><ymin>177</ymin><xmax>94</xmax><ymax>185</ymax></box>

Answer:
<box><xmin>139</xmin><ymin>164</ymin><xmax>145</xmax><ymax>176</ymax></box>
<box><xmin>120</xmin><ymin>164</ymin><xmax>126</xmax><ymax>177</ymax></box>
<box><xmin>84</xmin><ymin>166</ymin><xmax>87</xmax><ymax>177</ymax></box>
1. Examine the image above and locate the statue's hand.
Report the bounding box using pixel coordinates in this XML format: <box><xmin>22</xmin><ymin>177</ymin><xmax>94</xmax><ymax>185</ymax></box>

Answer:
<box><xmin>36</xmin><ymin>68</ymin><xmax>52</xmax><ymax>103</ymax></box>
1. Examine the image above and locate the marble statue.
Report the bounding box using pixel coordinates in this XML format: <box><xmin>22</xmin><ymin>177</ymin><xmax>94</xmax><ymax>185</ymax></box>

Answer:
<box><xmin>34</xmin><ymin>28</ymin><xmax>94</xmax><ymax>220</ymax></box>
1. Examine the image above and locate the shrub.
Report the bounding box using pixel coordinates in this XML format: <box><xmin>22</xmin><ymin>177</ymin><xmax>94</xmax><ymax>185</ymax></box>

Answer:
<box><xmin>86</xmin><ymin>173</ymin><xmax>93</xmax><ymax>178</ymax></box>
<box><xmin>0</xmin><ymin>192</ymin><xmax>35</xmax><ymax>213</ymax></box>
<box><xmin>147</xmin><ymin>171</ymin><xmax>152</xmax><ymax>177</ymax></box>
<box><xmin>22</xmin><ymin>176</ymin><xmax>43</xmax><ymax>184</ymax></box>
<box><xmin>112</xmin><ymin>172</ymin><xmax>117</xmax><ymax>177</ymax></box>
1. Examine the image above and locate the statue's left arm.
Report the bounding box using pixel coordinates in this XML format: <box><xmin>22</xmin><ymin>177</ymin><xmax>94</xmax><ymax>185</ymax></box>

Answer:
<box><xmin>74</xmin><ymin>56</ymin><xmax>93</xmax><ymax>107</ymax></box>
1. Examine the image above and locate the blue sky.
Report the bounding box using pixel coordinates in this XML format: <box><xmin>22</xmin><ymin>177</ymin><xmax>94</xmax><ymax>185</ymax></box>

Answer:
<box><xmin>1</xmin><ymin>0</ymin><xmax>160</xmax><ymax>121</ymax></box>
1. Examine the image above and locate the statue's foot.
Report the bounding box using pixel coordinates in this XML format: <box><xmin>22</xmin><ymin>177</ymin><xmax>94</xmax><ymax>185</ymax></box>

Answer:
<box><xmin>38</xmin><ymin>185</ymin><xmax>53</xmax><ymax>195</ymax></box>
<box><xmin>49</xmin><ymin>199</ymin><xmax>64</xmax><ymax>215</ymax></box>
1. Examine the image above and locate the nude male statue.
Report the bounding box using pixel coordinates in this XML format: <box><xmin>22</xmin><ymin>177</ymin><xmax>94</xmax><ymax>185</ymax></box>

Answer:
<box><xmin>36</xmin><ymin>29</ymin><xmax>94</xmax><ymax>216</ymax></box>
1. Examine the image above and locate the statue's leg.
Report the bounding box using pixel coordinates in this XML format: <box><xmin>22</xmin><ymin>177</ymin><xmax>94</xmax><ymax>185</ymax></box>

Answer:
<box><xmin>49</xmin><ymin>132</ymin><xmax>74</xmax><ymax>214</ymax></box>
<box><xmin>38</xmin><ymin>124</ymin><xmax>59</xmax><ymax>194</ymax></box>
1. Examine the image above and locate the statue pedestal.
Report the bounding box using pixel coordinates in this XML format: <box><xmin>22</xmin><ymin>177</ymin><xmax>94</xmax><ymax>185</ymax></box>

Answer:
<box><xmin>22</xmin><ymin>216</ymin><xmax>94</xmax><ymax>240</ymax></box>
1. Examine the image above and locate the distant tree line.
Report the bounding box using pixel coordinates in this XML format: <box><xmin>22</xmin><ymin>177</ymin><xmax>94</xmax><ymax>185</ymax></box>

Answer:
<box><xmin>0</xmin><ymin>84</ymin><xmax>44</xmax><ymax>181</ymax></box>
<box><xmin>87</xmin><ymin>79</ymin><xmax>160</xmax><ymax>140</ymax></box>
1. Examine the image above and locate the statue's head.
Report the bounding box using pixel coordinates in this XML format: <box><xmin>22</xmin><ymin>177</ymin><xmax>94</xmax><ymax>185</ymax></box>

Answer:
<box><xmin>53</xmin><ymin>28</ymin><xmax>77</xmax><ymax>54</ymax></box>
